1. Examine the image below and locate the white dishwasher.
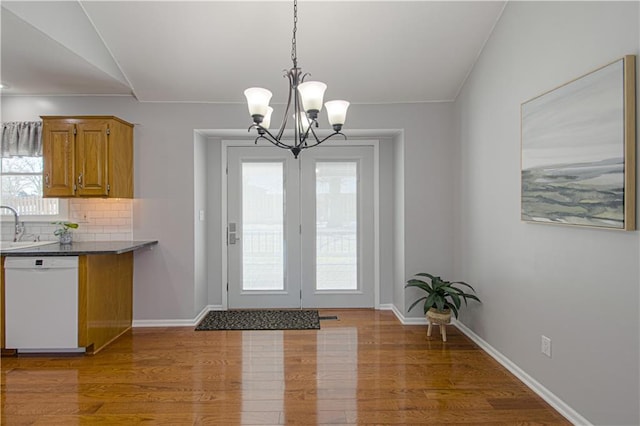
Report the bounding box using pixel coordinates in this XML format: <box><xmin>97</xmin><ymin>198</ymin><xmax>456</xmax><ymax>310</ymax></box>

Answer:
<box><xmin>5</xmin><ymin>256</ymin><xmax>83</xmax><ymax>353</ymax></box>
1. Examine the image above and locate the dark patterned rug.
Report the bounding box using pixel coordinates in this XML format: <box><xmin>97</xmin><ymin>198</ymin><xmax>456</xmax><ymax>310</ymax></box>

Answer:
<box><xmin>195</xmin><ymin>310</ymin><xmax>320</xmax><ymax>331</ymax></box>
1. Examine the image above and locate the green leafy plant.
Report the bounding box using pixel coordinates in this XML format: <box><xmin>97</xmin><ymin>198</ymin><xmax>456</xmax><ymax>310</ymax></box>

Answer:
<box><xmin>405</xmin><ymin>273</ymin><xmax>481</xmax><ymax>318</ymax></box>
<box><xmin>52</xmin><ymin>221</ymin><xmax>79</xmax><ymax>236</ymax></box>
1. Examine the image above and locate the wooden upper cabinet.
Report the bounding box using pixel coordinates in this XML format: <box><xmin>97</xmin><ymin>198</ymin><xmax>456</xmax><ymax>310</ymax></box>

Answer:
<box><xmin>76</xmin><ymin>120</ymin><xmax>109</xmax><ymax>196</ymax></box>
<box><xmin>42</xmin><ymin>120</ymin><xmax>75</xmax><ymax>197</ymax></box>
<box><xmin>41</xmin><ymin>116</ymin><xmax>134</xmax><ymax>198</ymax></box>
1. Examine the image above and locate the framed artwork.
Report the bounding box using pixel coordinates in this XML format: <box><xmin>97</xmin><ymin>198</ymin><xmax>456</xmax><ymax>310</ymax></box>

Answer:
<box><xmin>521</xmin><ymin>55</ymin><xmax>636</xmax><ymax>230</ymax></box>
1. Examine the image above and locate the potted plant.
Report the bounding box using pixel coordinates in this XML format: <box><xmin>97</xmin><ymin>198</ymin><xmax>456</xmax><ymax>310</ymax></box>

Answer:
<box><xmin>406</xmin><ymin>273</ymin><xmax>481</xmax><ymax>340</ymax></box>
<box><xmin>53</xmin><ymin>221</ymin><xmax>79</xmax><ymax>244</ymax></box>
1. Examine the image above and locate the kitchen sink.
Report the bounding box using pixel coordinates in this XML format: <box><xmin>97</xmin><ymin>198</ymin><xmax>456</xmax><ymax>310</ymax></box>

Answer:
<box><xmin>1</xmin><ymin>241</ymin><xmax>58</xmax><ymax>251</ymax></box>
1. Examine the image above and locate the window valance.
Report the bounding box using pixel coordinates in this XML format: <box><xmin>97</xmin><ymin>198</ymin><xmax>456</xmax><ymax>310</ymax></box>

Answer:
<box><xmin>1</xmin><ymin>121</ymin><xmax>43</xmax><ymax>157</ymax></box>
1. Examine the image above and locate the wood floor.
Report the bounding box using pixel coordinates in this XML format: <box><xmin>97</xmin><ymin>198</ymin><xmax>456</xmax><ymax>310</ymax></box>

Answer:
<box><xmin>1</xmin><ymin>309</ymin><xmax>570</xmax><ymax>425</ymax></box>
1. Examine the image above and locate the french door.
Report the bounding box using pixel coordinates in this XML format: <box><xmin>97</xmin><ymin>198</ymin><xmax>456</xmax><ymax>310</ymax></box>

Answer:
<box><xmin>227</xmin><ymin>145</ymin><xmax>374</xmax><ymax>309</ymax></box>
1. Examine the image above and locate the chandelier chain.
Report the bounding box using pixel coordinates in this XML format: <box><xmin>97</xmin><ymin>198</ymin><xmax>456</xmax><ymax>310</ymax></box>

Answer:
<box><xmin>291</xmin><ymin>0</ymin><xmax>298</xmax><ymax>66</ymax></box>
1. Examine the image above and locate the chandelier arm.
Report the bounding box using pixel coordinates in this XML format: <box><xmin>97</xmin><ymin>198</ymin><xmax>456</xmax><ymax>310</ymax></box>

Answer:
<box><xmin>248</xmin><ymin>125</ymin><xmax>294</xmax><ymax>150</ymax></box>
<box><xmin>299</xmin><ymin>131</ymin><xmax>347</xmax><ymax>150</ymax></box>
<box><xmin>303</xmin><ymin>120</ymin><xmax>321</xmax><ymax>146</ymax></box>
<box><xmin>255</xmin><ymin>135</ymin><xmax>300</xmax><ymax>151</ymax></box>
<box><xmin>276</xmin><ymin>69</ymin><xmax>296</xmax><ymax>140</ymax></box>
<box><xmin>259</xmin><ymin>130</ymin><xmax>296</xmax><ymax>150</ymax></box>
<box><xmin>293</xmin><ymin>78</ymin><xmax>301</xmax><ymax>149</ymax></box>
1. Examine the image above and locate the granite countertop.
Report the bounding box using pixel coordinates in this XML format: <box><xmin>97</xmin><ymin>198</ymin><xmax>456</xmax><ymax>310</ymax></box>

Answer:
<box><xmin>0</xmin><ymin>240</ymin><xmax>158</xmax><ymax>256</ymax></box>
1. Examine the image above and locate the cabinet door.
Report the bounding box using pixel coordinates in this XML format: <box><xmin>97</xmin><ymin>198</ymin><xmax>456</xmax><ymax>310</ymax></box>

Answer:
<box><xmin>42</xmin><ymin>120</ymin><xmax>75</xmax><ymax>197</ymax></box>
<box><xmin>76</xmin><ymin>120</ymin><xmax>109</xmax><ymax>197</ymax></box>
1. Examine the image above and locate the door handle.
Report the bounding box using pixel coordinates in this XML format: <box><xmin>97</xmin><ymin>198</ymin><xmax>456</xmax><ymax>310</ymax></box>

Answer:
<box><xmin>228</xmin><ymin>222</ymin><xmax>240</xmax><ymax>245</ymax></box>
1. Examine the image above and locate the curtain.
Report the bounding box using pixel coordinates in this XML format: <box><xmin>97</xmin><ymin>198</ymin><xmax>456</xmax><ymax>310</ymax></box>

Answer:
<box><xmin>1</xmin><ymin>121</ymin><xmax>43</xmax><ymax>157</ymax></box>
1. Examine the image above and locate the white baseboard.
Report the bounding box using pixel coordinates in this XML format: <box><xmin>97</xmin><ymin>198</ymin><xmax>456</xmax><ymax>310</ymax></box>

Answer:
<box><xmin>389</xmin><ymin>304</ymin><xmax>429</xmax><ymax>325</ymax></box>
<box><xmin>377</xmin><ymin>303</ymin><xmax>394</xmax><ymax>310</ymax></box>
<box><xmin>132</xmin><ymin>305</ymin><xmax>223</xmax><ymax>327</ymax></box>
<box><xmin>454</xmin><ymin>320</ymin><xmax>591</xmax><ymax>426</ymax></box>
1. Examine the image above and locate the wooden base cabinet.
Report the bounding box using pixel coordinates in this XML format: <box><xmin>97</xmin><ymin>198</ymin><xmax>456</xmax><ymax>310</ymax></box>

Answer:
<box><xmin>42</xmin><ymin>116</ymin><xmax>134</xmax><ymax>198</ymax></box>
<box><xmin>78</xmin><ymin>253</ymin><xmax>133</xmax><ymax>354</ymax></box>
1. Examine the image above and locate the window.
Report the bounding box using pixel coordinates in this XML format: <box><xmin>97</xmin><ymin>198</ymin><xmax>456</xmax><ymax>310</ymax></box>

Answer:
<box><xmin>0</xmin><ymin>156</ymin><xmax>66</xmax><ymax>220</ymax></box>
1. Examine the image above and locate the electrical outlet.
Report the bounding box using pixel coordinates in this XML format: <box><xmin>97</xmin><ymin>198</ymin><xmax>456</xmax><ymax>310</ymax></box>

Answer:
<box><xmin>541</xmin><ymin>335</ymin><xmax>552</xmax><ymax>357</ymax></box>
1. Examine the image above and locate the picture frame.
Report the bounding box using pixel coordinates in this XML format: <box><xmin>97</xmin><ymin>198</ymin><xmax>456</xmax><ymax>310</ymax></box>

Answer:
<box><xmin>521</xmin><ymin>55</ymin><xmax>636</xmax><ymax>230</ymax></box>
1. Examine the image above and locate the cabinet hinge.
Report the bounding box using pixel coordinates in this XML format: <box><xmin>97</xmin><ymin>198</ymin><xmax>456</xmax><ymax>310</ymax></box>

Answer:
<box><xmin>107</xmin><ymin>184</ymin><xmax>111</xmax><ymax>193</ymax></box>
<box><xmin>106</xmin><ymin>128</ymin><xmax>111</xmax><ymax>135</ymax></box>
<box><xmin>73</xmin><ymin>127</ymin><xmax>77</xmax><ymax>135</ymax></box>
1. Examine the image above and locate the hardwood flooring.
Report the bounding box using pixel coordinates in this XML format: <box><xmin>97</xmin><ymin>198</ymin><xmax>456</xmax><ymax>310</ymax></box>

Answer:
<box><xmin>1</xmin><ymin>309</ymin><xmax>570</xmax><ymax>425</ymax></box>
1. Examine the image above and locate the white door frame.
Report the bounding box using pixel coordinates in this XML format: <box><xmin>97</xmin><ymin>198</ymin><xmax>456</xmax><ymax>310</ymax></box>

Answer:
<box><xmin>221</xmin><ymin>139</ymin><xmax>380</xmax><ymax>310</ymax></box>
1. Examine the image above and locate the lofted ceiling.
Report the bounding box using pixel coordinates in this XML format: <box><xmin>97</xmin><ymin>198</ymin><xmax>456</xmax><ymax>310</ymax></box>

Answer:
<box><xmin>0</xmin><ymin>1</ymin><xmax>506</xmax><ymax>104</ymax></box>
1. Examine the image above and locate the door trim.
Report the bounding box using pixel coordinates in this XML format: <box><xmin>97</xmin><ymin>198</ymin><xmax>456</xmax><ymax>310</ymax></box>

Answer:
<box><xmin>221</xmin><ymin>139</ymin><xmax>380</xmax><ymax>310</ymax></box>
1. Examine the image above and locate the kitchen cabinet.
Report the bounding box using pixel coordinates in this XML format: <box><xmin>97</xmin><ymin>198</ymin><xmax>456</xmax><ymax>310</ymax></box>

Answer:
<box><xmin>0</xmin><ymin>253</ymin><xmax>132</xmax><ymax>355</ymax></box>
<box><xmin>41</xmin><ymin>116</ymin><xmax>134</xmax><ymax>198</ymax></box>
<box><xmin>0</xmin><ymin>241</ymin><xmax>157</xmax><ymax>355</ymax></box>
<box><xmin>78</xmin><ymin>252</ymin><xmax>133</xmax><ymax>354</ymax></box>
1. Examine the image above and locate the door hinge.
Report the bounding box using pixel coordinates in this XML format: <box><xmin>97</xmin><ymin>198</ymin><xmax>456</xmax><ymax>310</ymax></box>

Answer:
<box><xmin>106</xmin><ymin>128</ymin><xmax>111</xmax><ymax>135</ymax></box>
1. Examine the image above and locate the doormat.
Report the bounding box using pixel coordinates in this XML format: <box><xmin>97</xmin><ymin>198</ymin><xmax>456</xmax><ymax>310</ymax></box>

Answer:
<box><xmin>195</xmin><ymin>310</ymin><xmax>320</xmax><ymax>331</ymax></box>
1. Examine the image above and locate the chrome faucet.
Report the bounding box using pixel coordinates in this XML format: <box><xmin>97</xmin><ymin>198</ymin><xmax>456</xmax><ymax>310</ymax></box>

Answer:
<box><xmin>0</xmin><ymin>205</ymin><xmax>25</xmax><ymax>242</ymax></box>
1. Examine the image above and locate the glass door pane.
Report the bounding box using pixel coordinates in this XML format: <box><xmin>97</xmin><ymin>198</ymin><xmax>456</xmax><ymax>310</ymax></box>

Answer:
<box><xmin>242</xmin><ymin>162</ymin><xmax>284</xmax><ymax>290</ymax></box>
<box><xmin>315</xmin><ymin>162</ymin><xmax>358</xmax><ymax>290</ymax></box>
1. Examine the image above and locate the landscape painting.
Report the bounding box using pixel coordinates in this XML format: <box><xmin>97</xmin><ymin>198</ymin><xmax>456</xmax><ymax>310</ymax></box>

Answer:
<box><xmin>521</xmin><ymin>56</ymin><xmax>636</xmax><ymax>230</ymax></box>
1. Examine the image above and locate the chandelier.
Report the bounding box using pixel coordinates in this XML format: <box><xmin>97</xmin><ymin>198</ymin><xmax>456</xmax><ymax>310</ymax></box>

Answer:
<box><xmin>244</xmin><ymin>0</ymin><xmax>349</xmax><ymax>158</ymax></box>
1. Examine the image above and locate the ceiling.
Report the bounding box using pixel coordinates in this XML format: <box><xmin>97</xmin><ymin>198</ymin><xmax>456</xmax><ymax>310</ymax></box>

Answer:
<box><xmin>1</xmin><ymin>1</ymin><xmax>506</xmax><ymax>104</ymax></box>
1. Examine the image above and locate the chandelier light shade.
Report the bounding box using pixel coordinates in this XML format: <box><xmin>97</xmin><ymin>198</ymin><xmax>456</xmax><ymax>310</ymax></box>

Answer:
<box><xmin>244</xmin><ymin>87</ymin><xmax>273</xmax><ymax>119</ymax></box>
<box><xmin>325</xmin><ymin>100</ymin><xmax>350</xmax><ymax>129</ymax></box>
<box><xmin>297</xmin><ymin>81</ymin><xmax>327</xmax><ymax>117</ymax></box>
<box><xmin>261</xmin><ymin>107</ymin><xmax>274</xmax><ymax>130</ymax></box>
<box><xmin>244</xmin><ymin>0</ymin><xmax>349</xmax><ymax>158</ymax></box>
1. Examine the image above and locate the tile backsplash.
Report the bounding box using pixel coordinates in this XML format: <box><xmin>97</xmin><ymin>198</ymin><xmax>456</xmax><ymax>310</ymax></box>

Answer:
<box><xmin>1</xmin><ymin>199</ymin><xmax>132</xmax><ymax>242</ymax></box>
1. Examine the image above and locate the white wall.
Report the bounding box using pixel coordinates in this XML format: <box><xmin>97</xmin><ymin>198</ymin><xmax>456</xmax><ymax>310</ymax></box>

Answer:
<box><xmin>454</xmin><ymin>2</ymin><xmax>639</xmax><ymax>425</ymax></box>
<box><xmin>1</xmin><ymin>96</ymin><xmax>455</xmax><ymax>320</ymax></box>
<box><xmin>194</xmin><ymin>131</ymin><xmax>208</xmax><ymax>314</ymax></box>
<box><xmin>206</xmin><ymin>137</ymin><xmax>224</xmax><ymax>306</ymax></box>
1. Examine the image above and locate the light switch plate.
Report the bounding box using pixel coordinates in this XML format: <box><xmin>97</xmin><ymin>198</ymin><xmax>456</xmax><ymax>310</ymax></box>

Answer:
<box><xmin>541</xmin><ymin>335</ymin><xmax>552</xmax><ymax>357</ymax></box>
